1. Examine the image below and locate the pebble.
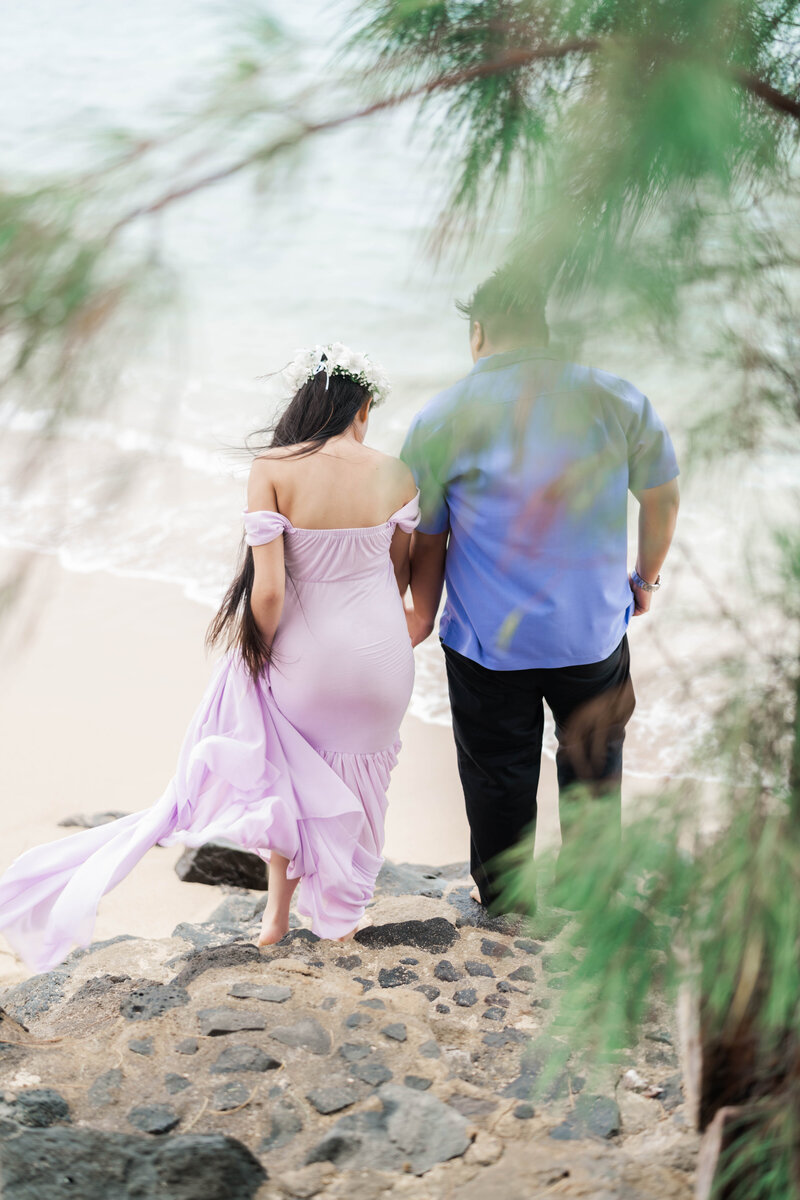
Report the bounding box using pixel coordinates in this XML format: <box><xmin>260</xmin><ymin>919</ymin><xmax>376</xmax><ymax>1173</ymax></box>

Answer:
<box><xmin>414</xmin><ymin>985</ymin><xmax>440</xmax><ymax>1001</ymax></box>
<box><xmin>359</xmin><ymin>998</ymin><xmax>386</xmax><ymax>1010</ymax></box>
<box><xmin>453</xmin><ymin>988</ymin><xmax>478</xmax><ymax>1008</ymax></box>
<box><xmin>549</xmin><ymin>1094</ymin><xmax>621</xmax><ymax>1140</ymax></box>
<box><xmin>380</xmin><ymin>1023</ymin><xmax>407</xmax><ymax>1042</ymax></box>
<box><xmin>196</xmin><ymin>1007</ymin><xmax>266</xmax><ymax>1036</ymax></box>
<box><xmin>11</xmin><ymin>1088</ymin><xmax>71</xmax><ymax>1128</ymax></box>
<box><xmin>344</xmin><ymin>1012</ymin><xmax>371</xmax><ymax>1030</ymax></box>
<box><xmin>404</xmin><ymin>1076</ymin><xmax>432</xmax><ymax>1091</ymax></box>
<box><xmin>378</xmin><ymin>966</ymin><xmax>418</xmax><ymax>988</ymax></box>
<box><xmin>127</xmin><ymin>1103</ymin><xmax>180</xmax><ymax>1135</ymax></box>
<box><xmin>400</xmin><ymin>957</ymin><xmax>419</xmax><ymax>965</ymax></box>
<box><xmin>352</xmin><ymin>1061</ymin><xmax>393</xmax><ymax>1086</ymax></box>
<box><xmin>175</xmin><ymin>1038</ymin><xmax>198</xmax><ymax>1055</ymax></box>
<box><xmin>480</xmin><ymin>939</ymin><xmax>513</xmax><ymax>960</ymax></box>
<box><xmin>339</xmin><ymin>1042</ymin><xmax>372</xmax><ymax>1063</ymax></box>
<box><xmin>419</xmin><ymin>1040</ymin><xmax>441</xmax><ymax>1059</ymax></box>
<box><xmin>209</xmin><ymin>1044</ymin><xmax>281</xmax><ymax>1074</ymax></box>
<box><xmin>353</xmin><ymin>976</ymin><xmax>375</xmax><ymax>992</ymax></box>
<box><xmin>334</xmin><ymin>955</ymin><xmax>362</xmax><ymax>969</ymax></box>
<box><xmin>227</xmin><ymin>982</ymin><xmax>292</xmax><ymax>1003</ymax></box>
<box><xmin>211</xmin><ymin>1081</ymin><xmax>250</xmax><ymax>1111</ymax></box>
<box><xmin>87</xmin><ymin>1069</ymin><xmax>123</xmax><ymax>1109</ymax></box>
<box><xmin>514</xmin><ymin>1103</ymin><xmax>535</xmax><ymax>1120</ymax></box>
<box><xmin>127</xmin><ymin>1038</ymin><xmax>154</xmax><ymax>1056</ymax></box>
<box><xmin>435</xmin><ymin>1003</ymin><xmax>451</xmax><ymax>1014</ymax></box>
<box><xmin>434</xmin><ymin>960</ymin><xmax>462</xmax><ymax>982</ymax></box>
<box><xmin>484</xmin><ymin>993</ymin><xmax>510</xmax><ymax>1008</ymax></box>
<box><xmin>164</xmin><ymin>1074</ymin><xmax>191</xmax><ymax>1094</ymax></box>
<box><xmin>482</xmin><ymin>1006</ymin><xmax>506</xmax><ymax>1021</ymax></box>
<box><xmin>261</xmin><ymin>1100</ymin><xmax>304</xmax><ymax>1151</ymax></box>
<box><xmin>306</xmin><ymin>1086</ymin><xmax>358</xmax><ymax>1115</ymax></box>
<box><xmin>465</xmin><ymin>960</ymin><xmax>494</xmax><ymax>978</ymax></box>
<box><xmin>270</xmin><ymin>1017</ymin><xmax>331</xmax><ymax>1055</ymax></box>
<box><xmin>513</xmin><ymin>938</ymin><xmax>543</xmax><ymax>955</ymax></box>
<box><xmin>508</xmin><ymin>965</ymin><xmax>536</xmax><ymax>983</ymax></box>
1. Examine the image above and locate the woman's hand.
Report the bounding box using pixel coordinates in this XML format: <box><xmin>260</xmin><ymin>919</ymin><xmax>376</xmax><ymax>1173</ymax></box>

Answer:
<box><xmin>405</xmin><ymin>605</ymin><xmax>434</xmax><ymax>647</ymax></box>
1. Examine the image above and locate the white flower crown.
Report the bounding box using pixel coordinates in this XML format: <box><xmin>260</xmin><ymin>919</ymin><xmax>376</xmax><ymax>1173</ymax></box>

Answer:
<box><xmin>283</xmin><ymin>342</ymin><xmax>391</xmax><ymax>406</ymax></box>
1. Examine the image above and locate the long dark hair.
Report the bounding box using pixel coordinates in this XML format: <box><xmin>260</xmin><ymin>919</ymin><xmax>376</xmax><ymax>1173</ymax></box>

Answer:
<box><xmin>206</xmin><ymin>363</ymin><xmax>372</xmax><ymax>678</ymax></box>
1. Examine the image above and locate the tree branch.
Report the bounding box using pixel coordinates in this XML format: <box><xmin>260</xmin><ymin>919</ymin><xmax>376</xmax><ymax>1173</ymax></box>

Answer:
<box><xmin>108</xmin><ymin>37</ymin><xmax>800</xmax><ymax>238</ymax></box>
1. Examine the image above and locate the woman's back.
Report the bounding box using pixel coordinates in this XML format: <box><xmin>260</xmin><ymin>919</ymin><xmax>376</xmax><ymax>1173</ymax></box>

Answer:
<box><xmin>252</xmin><ymin>438</ymin><xmax>414</xmax><ymax>530</ymax></box>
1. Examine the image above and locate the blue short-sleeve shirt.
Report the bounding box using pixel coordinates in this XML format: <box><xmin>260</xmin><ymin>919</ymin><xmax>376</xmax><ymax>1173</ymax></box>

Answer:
<box><xmin>400</xmin><ymin>348</ymin><xmax>679</xmax><ymax>669</ymax></box>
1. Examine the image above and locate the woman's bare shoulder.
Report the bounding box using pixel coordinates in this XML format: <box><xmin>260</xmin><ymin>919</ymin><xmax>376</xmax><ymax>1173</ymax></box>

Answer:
<box><xmin>369</xmin><ymin>448</ymin><xmax>417</xmax><ymax>504</ymax></box>
<box><xmin>247</xmin><ymin>454</ymin><xmax>281</xmax><ymax>511</ymax></box>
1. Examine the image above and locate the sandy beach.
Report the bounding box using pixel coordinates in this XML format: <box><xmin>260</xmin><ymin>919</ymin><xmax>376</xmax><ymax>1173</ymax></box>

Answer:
<box><xmin>0</xmin><ymin>549</ymin><xmax>670</xmax><ymax>990</ymax></box>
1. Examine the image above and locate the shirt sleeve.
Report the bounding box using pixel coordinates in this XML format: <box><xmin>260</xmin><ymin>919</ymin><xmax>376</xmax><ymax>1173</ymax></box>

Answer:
<box><xmin>627</xmin><ymin>394</ymin><xmax>680</xmax><ymax>493</ymax></box>
<box><xmin>399</xmin><ymin>414</ymin><xmax>450</xmax><ymax>535</ymax></box>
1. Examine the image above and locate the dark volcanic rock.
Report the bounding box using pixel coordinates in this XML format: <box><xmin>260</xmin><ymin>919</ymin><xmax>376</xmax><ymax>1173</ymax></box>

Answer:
<box><xmin>197</xmin><ymin>1007</ymin><xmax>266</xmax><ymax>1036</ymax></box>
<box><xmin>63</xmin><ymin>934</ymin><xmax>138</xmax><ymax>967</ymax></box>
<box><xmin>174</xmin><ymin>841</ymin><xmax>268</xmax><ymax>890</ymax></box>
<box><xmin>228</xmin><ymin>982</ymin><xmax>292</xmax><ymax>1004</ymax></box>
<box><xmin>306</xmin><ymin>1082</ymin><xmax>470</xmax><ymax>1176</ymax></box>
<box><xmin>211</xmin><ymin>1081</ymin><xmax>250</xmax><ymax>1111</ymax></box>
<box><xmin>508</xmin><ymin>965</ymin><xmax>536</xmax><ymax>983</ymax></box>
<box><xmin>58</xmin><ymin>810</ymin><xmax>130</xmax><ymax>828</ymax></box>
<box><xmin>207</xmin><ymin>894</ymin><xmax>268</xmax><ymax>925</ymax></box>
<box><xmin>381</xmin><ymin>1023</ymin><xmax>407</xmax><ymax>1042</ymax></box>
<box><xmin>1</xmin><ymin>970</ymin><xmax>71</xmax><ymax>1025</ymax></box>
<box><xmin>480</xmin><ymin>939</ymin><xmax>513</xmax><ymax>960</ymax></box>
<box><xmin>446</xmin><ymin>887</ymin><xmax>524</xmax><ymax>934</ymax></box>
<box><xmin>277</xmin><ymin>929</ymin><xmax>320</xmax><ymax>948</ymax></box>
<box><xmin>373</xmin><ymin>861</ymin><xmax>449</xmax><ymax>898</ymax></box>
<box><xmin>171</xmin><ymin>922</ymin><xmax>249</xmax><ymax>950</ymax></box>
<box><xmin>0</xmin><ymin>1128</ymin><xmax>267</xmax><ymax>1200</ymax></box>
<box><xmin>454</xmin><ymin>988</ymin><xmax>478</xmax><ymax>1008</ymax></box>
<box><xmin>270</xmin><ymin>1017</ymin><xmax>331</xmax><ymax>1055</ymax></box>
<box><xmin>353</xmin><ymin>976</ymin><xmax>375</xmax><ymax>992</ymax></box>
<box><xmin>128</xmin><ymin>1103</ymin><xmax>180</xmax><ymax>1135</ymax></box>
<box><xmin>482</xmin><ymin>1006</ymin><xmax>505</xmax><ymax>1021</ymax></box>
<box><xmin>261</xmin><ymin>1100</ymin><xmax>303</xmax><ymax>1152</ymax></box>
<box><xmin>414</xmin><ymin>984</ymin><xmax>440</xmax><ymax>1001</ymax></box>
<box><xmin>378</xmin><ymin>966</ymin><xmax>418</xmax><ymax>989</ymax></box>
<box><xmin>11</xmin><ymin>1089</ymin><xmax>70</xmax><ymax>1128</ymax></box>
<box><xmin>210</xmin><ymin>1045</ymin><xmax>281</xmax><ymax>1074</ymax></box>
<box><xmin>435</xmin><ymin>1003</ymin><xmax>451</xmax><ymax>1014</ymax></box>
<box><xmin>482</xmin><ymin>1028</ymin><xmax>530</xmax><ymax>1048</ymax></box>
<box><xmin>88</xmin><ymin>1068</ymin><xmax>123</xmax><ymax>1109</ymax></box>
<box><xmin>306</xmin><ymin>1086</ymin><xmax>358</xmax><ymax>1115</ymax></box>
<box><xmin>550</xmin><ymin>1094</ymin><xmax>621</xmax><ymax>1141</ymax></box>
<box><xmin>465</xmin><ymin>960</ymin><xmax>494</xmax><ymax>978</ymax></box>
<box><xmin>170</xmin><ymin>943</ymin><xmax>262</xmax><ymax>988</ymax></box>
<box><xmin>355</xmin><ymin>918</ymin><xmax>458</xmax><ymax>955</ymax></box>
<box><xmin>334</xmin><ymin>955</ymin><xmax>361</xmax><ymax>970</ymax></box>
<box><xmin>514</xmin><ymin>938</ymin><xmax>543</xmax><ymax>955</ymax></box>
<box><xmin>120</xmin><ymin>982</ymin><xmax>190</xmax><ymax>1022</ymax></box>
<box><xmin>433</xmin><ymin>960</ymin><xmax>462</xmax><ymax>982</ymax></box>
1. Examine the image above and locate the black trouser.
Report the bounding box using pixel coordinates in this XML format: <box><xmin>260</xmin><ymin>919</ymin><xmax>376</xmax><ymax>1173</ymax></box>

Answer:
<box><xmin>443</xmin><ymin>635</ymin><xmax>636</xmax><ymax>907</ymax></box>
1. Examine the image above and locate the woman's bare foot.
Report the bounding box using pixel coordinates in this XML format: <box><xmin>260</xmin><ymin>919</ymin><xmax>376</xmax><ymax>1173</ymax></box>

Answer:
<box><xmin>256</xmin><ymin>914</ymin><xmax>289</xmax><ymax>947</ymax></box>
<box><xmin>335</xmin><ymin>913</ymin><xmax>373</xmax><ymax>942</ymax></box>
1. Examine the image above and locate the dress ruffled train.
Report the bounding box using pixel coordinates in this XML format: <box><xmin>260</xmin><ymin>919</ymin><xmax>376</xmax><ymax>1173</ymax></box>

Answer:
<box><xmin>0</xmin><ymin>653</ymin><xmax>394</xmax><ymax>975</ymax></box>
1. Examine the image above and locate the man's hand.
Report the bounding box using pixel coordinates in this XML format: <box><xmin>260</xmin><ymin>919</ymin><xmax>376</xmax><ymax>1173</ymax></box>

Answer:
<box><xmin>408</xmin><ymin>529</ymin><xmax>448</xmax><ymax>645</ymax></box>
<box><xmin>629</xmin><ymin>576</ymin><xmax>652</xmax><ymax>616</ymax></box>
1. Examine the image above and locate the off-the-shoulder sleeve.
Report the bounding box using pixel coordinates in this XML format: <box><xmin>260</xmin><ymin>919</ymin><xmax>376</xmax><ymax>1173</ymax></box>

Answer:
<box><xmin>242</xmin><ymin>509</ymin><xmax>291</xmax><ymax>546</ymax></box>
<box><xmin>388</xmin><ymin>490</ymin><xmax>421</xmax><ymax>534</ymax></box>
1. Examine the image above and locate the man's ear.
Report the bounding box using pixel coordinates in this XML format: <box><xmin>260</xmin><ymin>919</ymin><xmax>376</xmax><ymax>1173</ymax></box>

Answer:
<box><xmin>471</xmin><ymin>320</ymin><xmax>485</xmax><ymax>352</ymax></box>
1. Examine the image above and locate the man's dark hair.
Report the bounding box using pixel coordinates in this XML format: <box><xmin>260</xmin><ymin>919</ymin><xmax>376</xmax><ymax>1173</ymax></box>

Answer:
<box><xmin>456</xmin><ymin>267</ymin><xmax>548</xmax><ymax>347</ymax></box>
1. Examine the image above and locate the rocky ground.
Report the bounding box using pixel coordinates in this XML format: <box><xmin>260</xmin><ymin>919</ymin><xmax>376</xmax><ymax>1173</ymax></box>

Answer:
<box><xmin>0</xmin><ymin>860</ymin><xmax>697</xmax><ymax>1199</ymax></box>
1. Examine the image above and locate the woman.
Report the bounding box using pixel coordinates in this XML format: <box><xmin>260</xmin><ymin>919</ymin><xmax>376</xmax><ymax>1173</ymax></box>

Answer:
<box><xmin>0</xmin><ymin>343</ymin><xmax>420</xmax><ymax>972</ymax></box>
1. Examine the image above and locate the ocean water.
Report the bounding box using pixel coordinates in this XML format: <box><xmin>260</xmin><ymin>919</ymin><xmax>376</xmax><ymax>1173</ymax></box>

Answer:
<box><xmin>1</xmin><ymin>0</ymin><xmax>794</xmax><ymax>780</ymax></box>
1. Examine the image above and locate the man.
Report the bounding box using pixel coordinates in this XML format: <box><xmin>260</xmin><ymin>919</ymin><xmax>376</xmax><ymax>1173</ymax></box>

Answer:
<box><xmin>401</xmin><ymin>269</ymin><xmax>680</xmax><ymax>910</ymax></box>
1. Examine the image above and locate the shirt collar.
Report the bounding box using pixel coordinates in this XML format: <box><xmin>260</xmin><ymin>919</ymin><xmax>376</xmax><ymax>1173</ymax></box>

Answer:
<box><xmin>468</xmin><ymin>346</ymin><xmax>556</xmax><ymax>375</ymax></box>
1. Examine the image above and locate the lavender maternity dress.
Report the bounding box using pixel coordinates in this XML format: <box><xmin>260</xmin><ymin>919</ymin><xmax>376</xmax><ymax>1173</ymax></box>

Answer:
<box><xmin>0</xmin><ymin>491</ymin><xmax>420</xmax><ymax>973</ymax></box>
